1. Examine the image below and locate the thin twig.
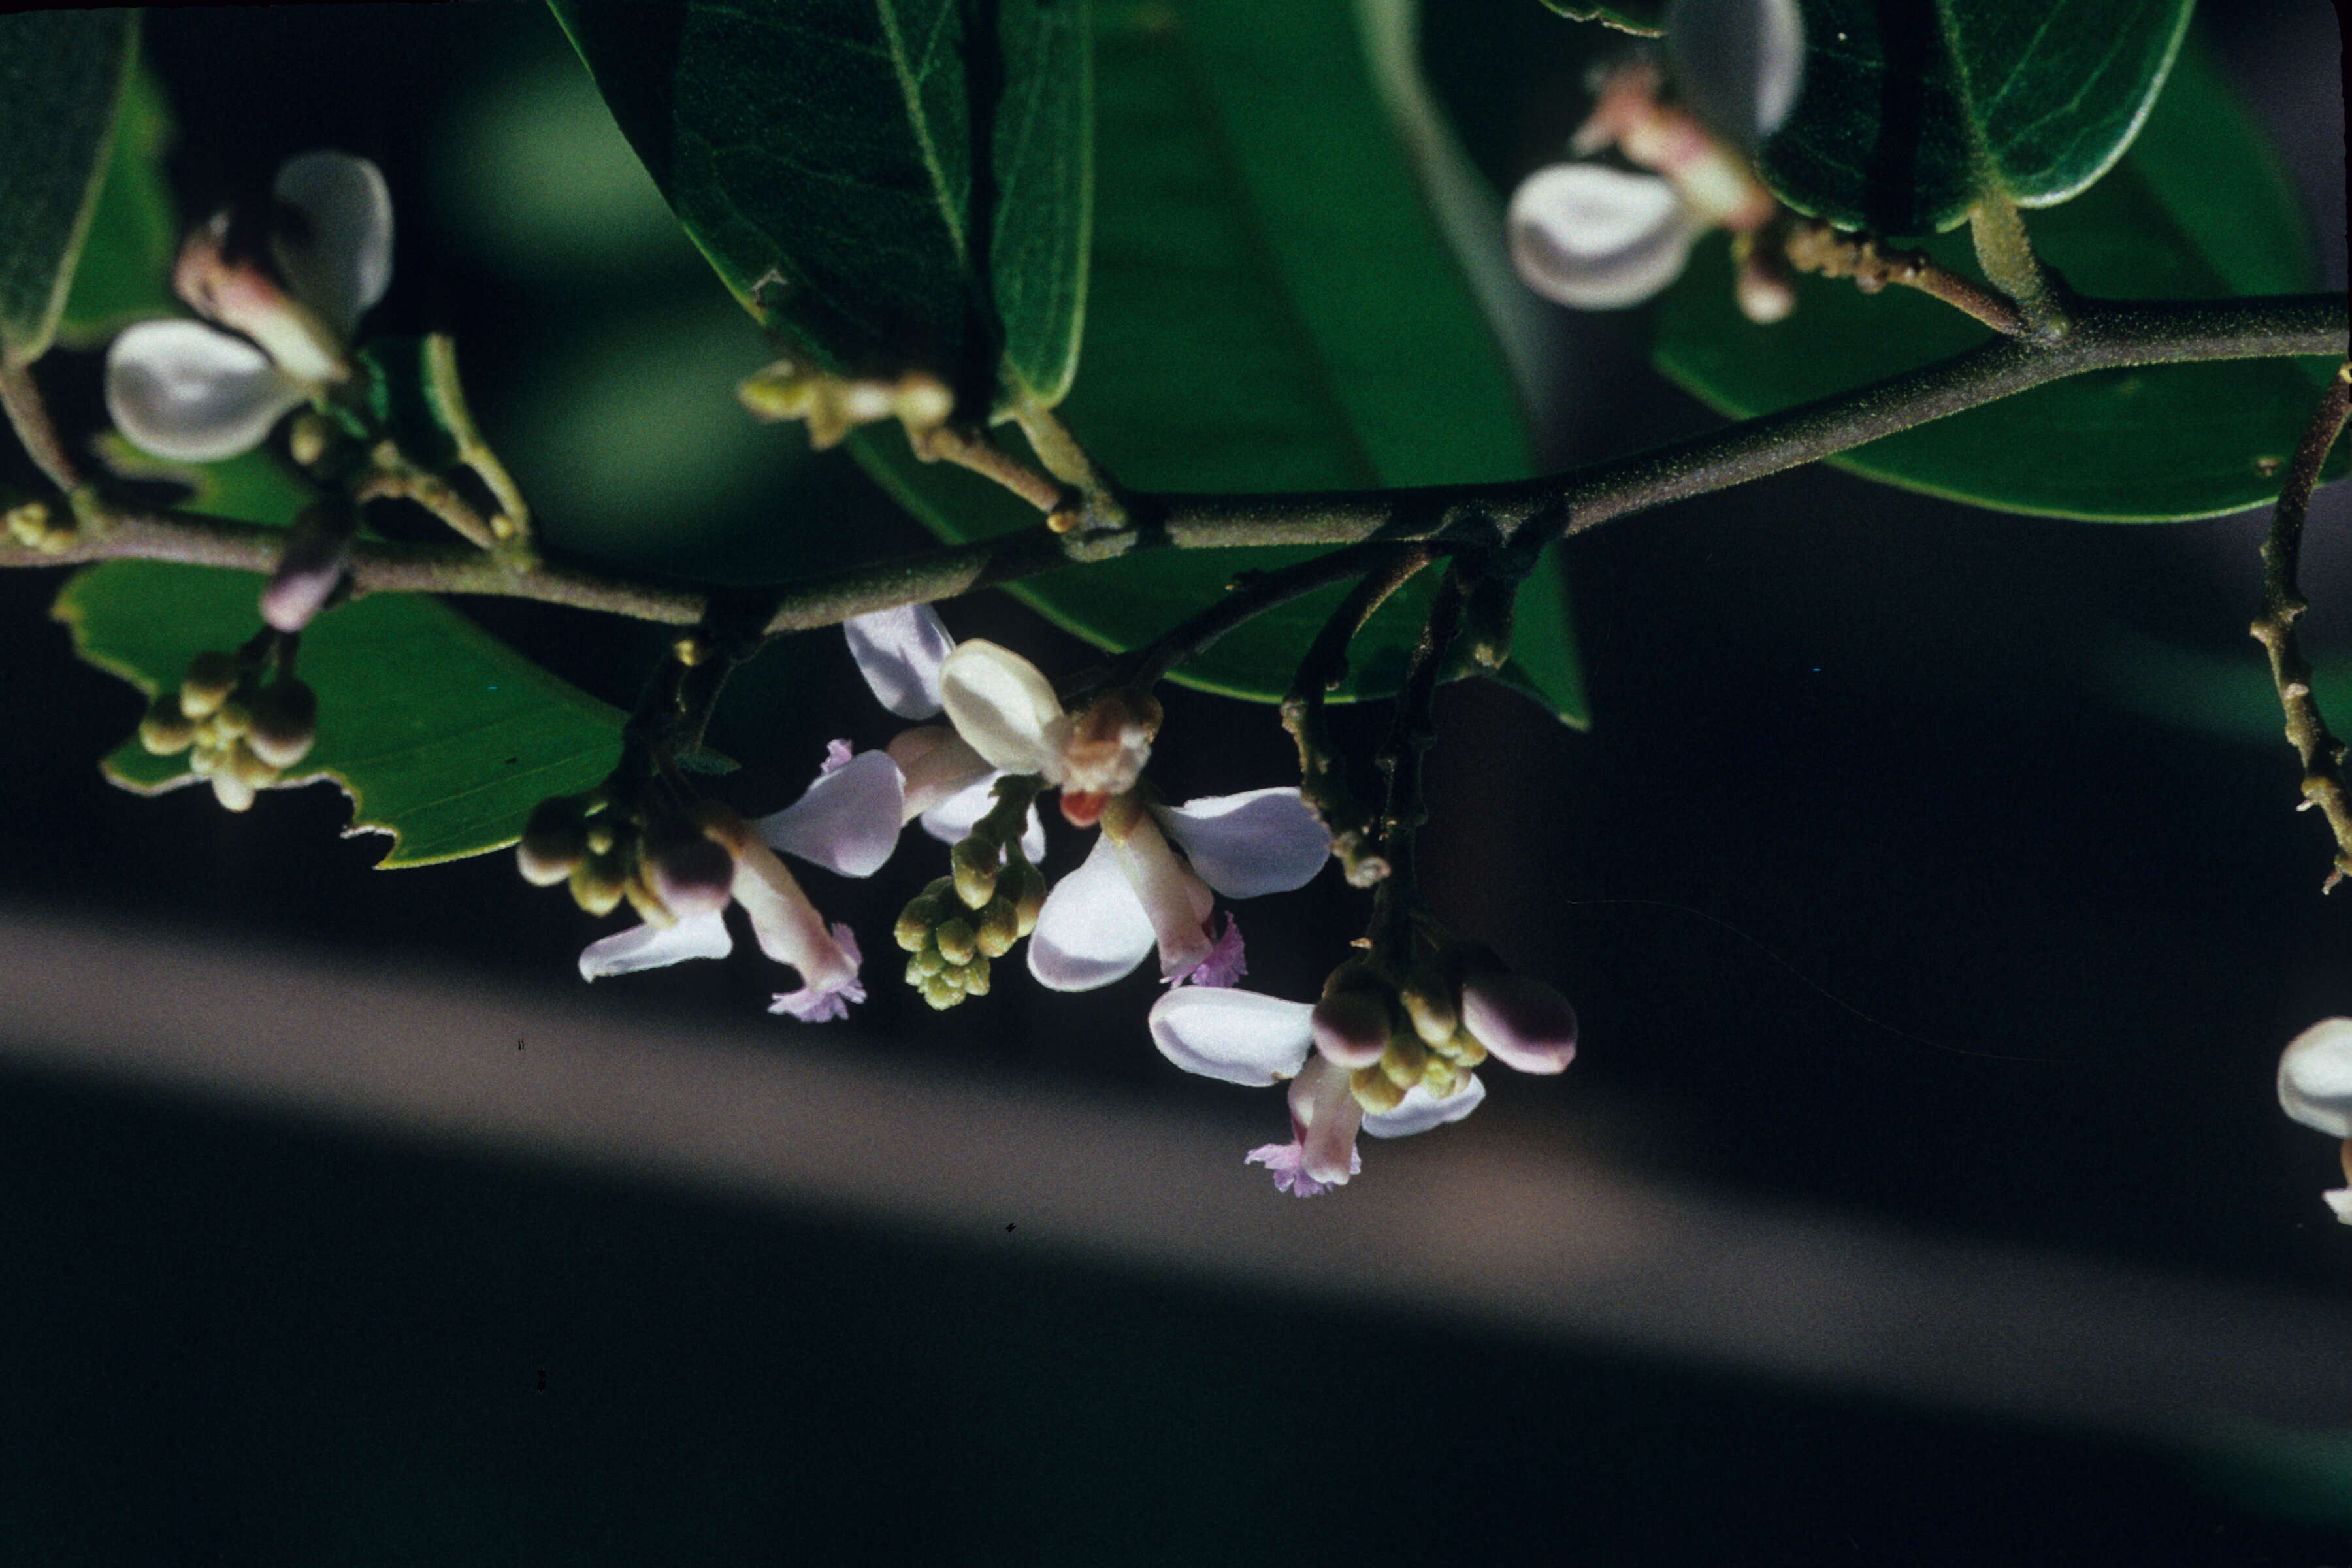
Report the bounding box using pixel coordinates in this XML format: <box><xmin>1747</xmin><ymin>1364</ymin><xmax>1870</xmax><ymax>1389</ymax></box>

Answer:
<box><xmin>912</xmin><ymin>423</ymin><xmax>1068</xmax><ymax>514</ymax></box>
<box><xmin>1009</xmin><ymin>397</ymin><xmax>1126</xmax><ymax>531</ymax></box>
<box><xmin>1782</xmin><ymin>218</ymin><xmax>2025</xmax><ymax>336</ymax></box>
<box><xmin>357</xmin><ymin>455</ymin><xmax>502</xmax><ymax>553</ymax></box>
<box><xmin>2251</xmin><ymin>361</ymin><xmax>2352</xmax><ymax>889</ymax></box>
<box><xmin>1282</xmin><ymin>544</ymin><xmax>1434</xmax><ymax>887</ymax></box>
<box><xmin>1123</xmin><ymin>538</ymin><xmax>1411</xmax><ymax>689</ymax></box>
<box><xmin>1367</xmin><ymin>563</ymin><xmax>1473</xmax><ymax>951</ymax></box>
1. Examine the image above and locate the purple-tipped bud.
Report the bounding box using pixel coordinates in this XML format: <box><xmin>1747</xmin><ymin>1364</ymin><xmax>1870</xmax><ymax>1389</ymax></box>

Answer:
<box><xmin>261</xmin><ymin>504</ymin><xmax>354</xmax><ymax>633</ymax></box>
<box><xmin>1311</xmin><ymin>983</ymin><xmax>1392</xmax><ymax>1069</ymax></box>
<box><xmin>516</xmin><ymin>796</ymin><xmax>589</xmax><ymax>887</ymax></box>
<box><xmin>644</xmin><ymin>816</ymin><xmax>735</xmax><ymax>920</ymax></box>
<box><xmin>1460</xmin><ymin>969</ymin><xmax>1579</xmax><ymax>1075</ymax></box>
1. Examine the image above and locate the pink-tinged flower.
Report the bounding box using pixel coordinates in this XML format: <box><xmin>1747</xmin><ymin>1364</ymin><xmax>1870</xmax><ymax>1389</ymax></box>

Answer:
<box><xmin>1509</xmin><ymin>0</ymin><xmax>1801</xmax><ymax>314</ymax></box>
<box><xmin>1026</xmin><ymin>789</ymin><xmax>1330</xmax><ymax>992</ymax></box>
<box><xmin>106</xmin><ymin>151</ymin><xmax>393</xmax><ymax>463</ymax></box>
<box><xmin>1460</xmin><ymin>966</ymin><xmax>1579</xmax><ymax>1073</ymax></box>
<box><xmin>1233</xmin><ymin>1053</ymin><xmax>1484</xmax><ymax>1198</ymax></box>
<box><xmin>578</xmin><ymin>808</ymin><xmax>864</xmax><ymax>1023</ymax></box>
<box><xmin>938</xmin><ymin>640</ymin><xmax>1161</xmax><ymax>817</ymax></box>
<box><xmin>2279</xmin><ymin>1017</ymin><xmax>2352</xmax><ymax>1222</ymax></box>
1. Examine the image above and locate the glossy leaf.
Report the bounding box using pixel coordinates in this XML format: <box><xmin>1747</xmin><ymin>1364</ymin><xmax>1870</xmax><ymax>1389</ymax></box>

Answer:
<box><xmin>1653</xmin><ymin>39</ymin><xmax>2341</xmax><ymax>521</ymax></box>
<box><xmin>549</xmin><ymin>0</ymin><xmax>1089</xmax><ymax>408</ymax></box>
<box><xmin>0</xmin><ymin>10</ymin><xmax>137</xmax><ymax>365</ymax></box>
<box><xmin>1760</xmin><ymin>0</ymin><xmax>2193</xmax><ymax>235</ymax></box>
<box><xmin>59</xmin><ymin>561</ymin><xmax>625</xmax><ymax>868</ymax></box>
<box><xmin>56</xmin><ymin>57</ymin><xmax>176</xmax><ymax>346</ymax></box>
<box><xmin>1534</xmin><ymin>0</ymin><xmax>1662</xmax><ymax>33</ymax></box>
<box><xmin>857</xmin><ymin>0</ymin><xmax>1587</xmax><ymax>723</ymax></box>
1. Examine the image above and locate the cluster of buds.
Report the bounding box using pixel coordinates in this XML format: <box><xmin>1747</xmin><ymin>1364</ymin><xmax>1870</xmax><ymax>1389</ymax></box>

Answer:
<box><xmin>892</xmin><ymin>783</ymin><xmax>1048</xmax><ymax>1009</ymax></box>
<box><xmin>136</xmin><ymin>640</ymin><xmax>318</xmax><ymax>812</ymax></box>
<box><xmin>515</xmin><ymin>789</ymin><xmax>722</xmax><ymax>926</ymax></box>
<box><xmin>7</xmin><ymin>499</ymin><xmax>76</xmax><ymax>556</ymax></box>
<box><xmin>1311</xmin><ymin>942</ymin><xmax>1578</xmax><ymax>1117</ymax></box>
<box><xmin>737</xmin><ymin>357</ymin><xmax>954</xmax><ymax>451</ymax></box>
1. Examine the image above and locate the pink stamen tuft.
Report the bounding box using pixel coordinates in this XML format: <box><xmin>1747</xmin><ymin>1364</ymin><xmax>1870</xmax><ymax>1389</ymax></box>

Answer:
<box><xmin>1245</xmin><ymin>1138</ymin><xmax>1358</xmax><ymax>1197</ymax></box>
<box><xmin>770</xmin><ymin>923</ymin><xmax>868</xmax><ymax>1022</ymax></box>
<box><xmin>820</xmin><ymin>738</ymin><xmax>855</xmax><ymax>774</ymax></box>
<box><xmin>1172</xmin><ymin>913</ymin><xmax>1246</xmax><ymax>988</ymax></box>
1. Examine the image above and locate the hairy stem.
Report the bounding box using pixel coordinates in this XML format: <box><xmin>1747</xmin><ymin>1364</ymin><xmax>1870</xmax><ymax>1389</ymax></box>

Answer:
<box><xmin>1124</xmin><ymin>538</ymin><xmax>1416</xmax><ymax>689</ymax></box>
<box><xmin>1367</xmin><ymin>564</ymin><xmax>1471</xmax><ymax>951</ymax></box>
<box><xmin>2251</xmin><ymin>362</ymin><xmax>2352</xmax><ymax>889</ymax></box>
<box><xmin>1782</xmin><ymin>218</ymin><xmax>2025</xmax><ymax>336</ymax></box>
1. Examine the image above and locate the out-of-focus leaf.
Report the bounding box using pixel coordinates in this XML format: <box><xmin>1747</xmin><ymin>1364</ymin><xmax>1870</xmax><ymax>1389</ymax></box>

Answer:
<box><xmin>548</xmin><ymin>0</ymin><xmax>1090</xmax><ymax>409</ymax></box>
<box><xmin>56</xmin><ymin>56</ymin><xmax>175</xmax><ymax>346</ymax></box>
<box><xmin>58</xmin><ymin>561</ymin><xmax>624</xmax><ymax>868</ymax></box>
<box><xmin>0</xmin><ymin>10</ymin><xmax>137</xmax><ymax>364</ymax></box>
<box><xmin>1533</xmin><ymin>0</ymin><xmax>1662</xmax><ymax>34</ymax></box>
<box><xmin>1654</xmin><ymin>40</ymin><xmax>2341</xmax><ymax>521</ymax></box>
<box><xmin>857</xmin><ymin>0</ymin><xmax>1586</xmax><ymax>723</ymax></box>
<box><xmin>1761</xmin><ymin>0</ymin><xmax>2194</xmax><ymax>235</ymax></box>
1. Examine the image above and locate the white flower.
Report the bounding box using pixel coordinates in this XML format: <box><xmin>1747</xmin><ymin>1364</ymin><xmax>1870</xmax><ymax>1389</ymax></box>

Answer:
<box><xmin>106</xmin><ymin>151</ymin><xmax>393</xmax><ymax>463</ymax></box>
<box><xmin>578</xmin><ymin>806</ymin><xmax>864</xmax><ymax>1023</ymax></box>
<box><xmin>1509</xmin><ymin>0</ymin><xmax>1801</xmax><ymax>314</ymax></box>
<box><xmin>938</xmin><ymin>639</ymin><xmax>1161</xmax><ymax>818</ymax></box>
<box><xmin>1026</xmin><ymin>789</ymin><xmax>1331</xmax><ymax>992</ymax></box>
<box><xmin>2278</xmin><ymin>1017</ymin><xmax>2352</xmax><ymax>1222</ymax></box>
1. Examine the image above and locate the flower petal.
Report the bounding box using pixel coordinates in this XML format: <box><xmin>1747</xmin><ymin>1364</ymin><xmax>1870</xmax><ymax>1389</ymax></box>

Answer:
<box><xmin>1509</xmin><ymin>163</ymin><xmax>1701</xmax><ymax>310</ymax></box>
<box><xmin>1363</xmin><ymin>1073</ymin><xmax>1487</xmax><ymax>1138</ymax></box>
<box><xmin>2279</xmin><ymin>1017</ymin><xmax>2352</xmax><ymax>1139</ymax></box>
<box><xmin>1667</xmin><ymin>0</ymin><xmax>1805</xmax><ymax>146</ymax></box>
<box><xmin>845</xmin><ymin>605</ymin><xmax>958</xmax><ymax>719</ymax></box>
<box><xmin>1026</xmin><ymin>834</ymin><xmax>1154</xmax><ymax>991</ymax></box>
<box><xmin>105</xmin><ymin>319</ymin><xmax>309</xmax><ymax>463</ymax></box>
<box><xmin>1154</xmin><ymin>787</ymin><xmax>1330</xmax><ymax>898</ymax></box>
<box><xmin>918</xmin><ymin>776</ymin><xmax>1047</xmax><ymax>862</ymax></box>
<box><xmin>270</xmin><ymin>150</ymin><xmax>394</xmax><ymax>340</ymax></box>
<box><xmin>771</xmin><ymin>923</ymin><xmax>866</xmax><ymax>1022</ymax></box>
<box><xmin>1290</xmin><ymin>1056</ymin><xmax>1366</xmax><ymax>1184</ymax></box>
<box><xmin>578</xmin><ymin>909</ymin><xmax>734</xmax><ymax>981</ymax></box>
<box><xmin>1245</xmin><ymin>1139</ymin><xmax>1356</xmax><ymax>1197</ymax></box>
<box><xmin>1147</xmin><ymin>987</ymin><xmax>1313</xmax><ymax>1086</ymax></box>
<box><xmin>752</xmin><ymin>748</ymin><xmax>906</xmax><ymax>878</ymax></box>
<box><xmin>1109</xmin><ymin>813</ymin><xmax>1216</xmax><ymax>980</ymax></box>
<box><xmin>939</xmin><ymin>640</ymin><xmax>1064</xmax><ymax>775</ymax></box>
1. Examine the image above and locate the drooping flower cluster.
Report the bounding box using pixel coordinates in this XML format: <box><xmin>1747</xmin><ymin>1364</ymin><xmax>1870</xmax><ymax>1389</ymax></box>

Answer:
<box><xmin>1509</xmin><ymin>0</ymin><xmax>1802</xmax><ymax>319</ymax></box>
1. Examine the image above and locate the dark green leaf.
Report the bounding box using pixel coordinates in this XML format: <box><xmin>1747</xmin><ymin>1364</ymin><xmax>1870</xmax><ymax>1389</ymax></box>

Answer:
<box><xmin>1654</xmin><ymin>39</ymin><xmax>2340</xmax><ymax>521</ymax></box>
<box><xmin>56</xmin><ymin>57</ymin><xmax>176</xmax><ymax>346</ymax></box>
<box><xmin>857</xmin><ymin>0</ymin><xmax>1587</xmax><ymax>723</ymax></box>
<box><xmin>1761</xmin><ymin>0</ymin><xmax>2194</xmax><ymax>234</ymax></box>
<box><xmin>0</xmin><ymin>10</ymin><xmax>137</xmax><ymax>364</ymax></box>
<box><xmin>549</xmin><ymin>0</ymin><xmax>1089</xmax><ymax>409</ymax></box>
<box><xmin>59</xmin><ymin>561</ymin><xmax>625</xmax><ymax>868</ymax></box>
<box><xmin>1533</xmin><ymin>0</ymin><xmax>1662</xmax><ymax>34</ymax></box>
<box><xmin>1493</xmin><ymin>553</ymin><xmax>1588</xmax><ymax>726</ymax></box>
<box><xmin>359</xmin><ymin>338</ymin><xmax>464</xmax><ymax>473</ymax></box>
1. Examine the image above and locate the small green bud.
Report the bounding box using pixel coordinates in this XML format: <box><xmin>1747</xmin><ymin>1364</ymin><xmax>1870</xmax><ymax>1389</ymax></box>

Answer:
<box><xmin>1399</xmin><ymin>962</ymin><xmax>1460</xmax><ymax>1049</ymax></box>
<box><xmin>137</xmin><ymin>693</ymin><xmax>197</xmax><ymax>756</ymax></box>
<box><xmin>229</xmin><ymin>740</ymin><xmax>278</xmax><ymax>789</ymax></box>
<box><xmin>1447</xmin><ymin>1030</ymin><xmax>1489</xmax><ymax>1069</ymax></box>
<box><xmin>1379</xmin><ymin>1032</ymin><xmax>1428</xmax><ymax>1090</ymax></box>
<box><xmin>895</xmin><ymin>894</ymin><xmax>945</xmax><ymax>952</ymax></box>
<box><xmin>187</xmin><ymin>742</ymin><xmax>227</xmax><ymax>777</ymax></box>
<box><xmin>951</xmin><ymin>836</ymin><xmax>1000</xmax><ymax>909</ymax></box>
<box><xmin>570</xmin><ymin>853</ymin><xmax>628</xmax><ymax>917</ymax></box>
<box><xmin>1422</xmin><ymin>1053</ymin><xmax>1463</xmax><ymax>1096</ymax></box>
<box><xmin>973</xmin><ymin>896</ymin><xmax>1020</xmax><ymax>958</ymax></box>
<box><xmin>911</xmin><ymin>943</ymin><xmax>947</xmax><ymax>978</ymax></box>
<box><xmin>244</xmin><ymin>679</ymin><xmax>319</xmax><ymax>770</ymax></box>
<box><xmin>179</xmin><ymin>651</ymin><xmax>240</xmax><ymax>719</ymax></box>
<box><xmin>584</xmin><ymin>820</ymin><xmax>617</xmax><ymax>858</ymax></box>
<box><xmin>959</xmin><ymin>953</ymin><xmax>992</xmax><ymax>997</ymax></box>
<box><xmin>517</xmin><ymin>797</ymin><xmax>589</xmax><ymax>887</ymax></box>
<box><xmin>1350</xmin><ymin>1065</ymin><xmax>1406</xmax><ymax>1114</ymax></box>
<box><xmin>905</xmin><ymin>955</ymin><xmax>929</xmax><ymax>988</ymax></box>
<box><xmin>210</xmin><ymin>699</ymin><xmax>252</xmax><ymax>742</ymax></box>
<box><xmin>210</xmin><ymin>770</ymin><xmax>257</xmax><ymax>813</ymax></box>
<box><xmin>920</xmin><ymin>971</ymin><xmax>964</xmax><ymax>1011</ymax></box>
<box><xmin>1010</xmin><ymin>860</ymin><xmax>1047</xmax><ymax>937</ymax></box>
<box><xmin>934</xmin><ymin>917</ymin><xmax>978</xmax><ymax>966</ymax></box>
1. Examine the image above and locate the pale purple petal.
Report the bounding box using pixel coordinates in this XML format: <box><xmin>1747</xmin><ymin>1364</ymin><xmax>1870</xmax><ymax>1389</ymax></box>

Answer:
<box><xmin>1363</xmin><ymin>1073</ymin><xmax>1488</xmax><ymax>1139</ymax></box>
<box><xmin>820</xmin><ymin>738</ymin><xmax>854</xmax><ymax>774</ymax></box>
<box><xmin>1147</xmin><ymin>986</ymin><xmax>1313</xmax><ymax>1086</ymax></box>
<box><xmin>1290</xmin><ymin>1057</ymin><xmax>1366</xmax><ymax>1185</ymax></box>
<box><xmin>106</xmin><ymin>318</ymin><xmax>309</xmax><ymax>463</ymax></box>
<box><xmin>752</xmin><ymin>749</ymin><xmax>906</xmax><ymax>878</ymax></box>
<box><xmin>1245</xmin><ymin>1139</ymin><xmax>1356</xmax><ymax>1197</ymax></box>
<box><xmin>1460</xmin><ymin>971</ymin><xmax>1579</xmax><ymax>1074</ymax></box>
<box><xmin>1109</xmin><ymin>814</ymin><xmax>1217</xmax><ymax>980</ymax></box>
<box><xmin>939</xmin><ymin>640</ymin><xmax>1064</xmax><ymax>775</ymax></box>
<box><xmin>578</xmin><ymin>909</ymin><xmax>734</xmax><ymax>981</ymax></box>
<box><xmin>845</xmin><ymin>605</ymin><xmax>956</xmax><ymax>719</ymax></box>
<box><xmin>270</xmin><ymin>150</ymin><xmax>393</xmax><ymax>339</ymax></box>
<box><xmin>1153</xmin><ymin>788</ymin><xmax>1331</xmax><ymax>899</ymax></box>
<box><xmin>1509</xmin><ymin>163</ymin><xmax>1701</xmax><ymax>310</ymax></box>
<box><xmin>2280</xmin><ymin>1017</ymin><xmax>2352</xmax><ymax>1139</ymax></box>
<box><xmin>1026</xmin><ymin>834</ymin><xmax>1155</xmax><ymax>991</ymax></box>
<box><xmin>1172</xmin><ymin>913</ymin><xmax>1245</xmax><ymax>988</ymax></box>
<box><xmin>772</xmin><ymin>923</ymin><xmax>867</xmax><ymax>1021</ymax></box>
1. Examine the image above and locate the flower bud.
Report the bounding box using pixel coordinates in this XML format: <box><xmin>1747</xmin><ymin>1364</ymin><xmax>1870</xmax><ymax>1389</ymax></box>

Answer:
<box><xmin>919</xmin><ymin>971</ymin><xmax>963</xmax><ymax>1011</ymax></box>
<box><xmin>934</xmin><ymin>917</ymin><xmax>978</xmax><ymax>966</ymax></box>
<box><xmin>911</xmin><ymin>943</ymin><xmax>947</xmax><ymax>978</ymax></box>
<box><xmin>951</xmin><ymin>834</ymin><xmax>1000</xmax><ymax>909</ymax></box>
<box><xmin>1009</xmin><ymin>859</ymin><xmax>1047</xmax><ymax>936</ymax></box>
<box><xmin>188</xmin><ymin>742</ymin><xmax>227</xmax><ymax>778</ymax></box>
<box><xmin>959</xmin><ymin>953</ymin><xmax>992</xmax><ymax>997</ymax></box>
<box><xmin>974</xmin><ymin>896</ymin><xmax>1020</xmax><ymax>958</ymax></box>
<box><xmin>1311</xmin><ymin>985</ymin><xmax>1392</xmax><ymax>1070</ymax></box>
<box><xmin>516</xmin><ymin>796</ymin><xmax>589</xmax><ymax>887</ymax></box>
<box><xmin>138</xmin><ymin>693</ymin><xmax>199</xmax><ymax>755</ymax></box>
<box><xmin>1459</xmin><ymin>963</ymin><xmax>1579</xmax><ymax>1075</ymax></box>
<box><xmin>229</xmin><ymin>740</ymin><xmax>278</xmax><ymax>789</ymax></box>
<box><xmin>244</xmin><ymin>678</ymin><xmax>319</xmax><ymax>770</ymax></box>
<box><xmin>1379</xmin><ymin>1032</ymin><xmax>1429</xmax><ymax>1090</ymax></box>
<box><xmin>569</xmin><ymin>852</ymin><xmax>629</xmax><ymax>917</ymax></box>
<box><xmin>644</xmin><ymin>815</ymin><xmax>734</xmax><ymax>919</ymax></box>
<box><xmin>1398</xmin><ymin>960</ymin><xmax>1461</xmax><ymax>1049</ymax></box>
<box><xmin>261</xmin><ymin>503</ymin><xmax>354</xmax><ymax>633</ymax></box>
<box><xmin>180</xmin><ymin>651</ymin><xmax>240</xmax><ymax>719</ymax></box>
<box><xmin>210</xmin><ymin>770</ymin><xmax>257</xmax><ymax>813</ymax></box>
<box><xmin>1350</xmin><ymin>1064</ymin><xmax>1406</xmax><ymax>1114</ymax></box>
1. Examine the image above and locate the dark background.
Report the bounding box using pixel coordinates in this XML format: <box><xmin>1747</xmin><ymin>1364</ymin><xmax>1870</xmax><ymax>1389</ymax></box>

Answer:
<box><xmin>0</xmin><ymin>1</ymin><xmax>2347</xmax><ymax>1561</ymax></box>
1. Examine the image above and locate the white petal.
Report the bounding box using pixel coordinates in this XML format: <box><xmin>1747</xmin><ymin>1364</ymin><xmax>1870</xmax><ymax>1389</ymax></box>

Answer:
<box><xmin>271</xmin><ymin>150</ymin><xmax>393</xmax><ymax>339</ymax></box>
<box><xmin>1147</xmin><ymin>987</ymin><xmax>1313</xmax><ymax>1086</ymax></box>
<box><xmin>1107</xmin><ymin>812</ymin><xmax>1215</xmax><ymax>980</ymax></box>
<box><xmin>752</xmin><ymin>749</ymin><xmax>905</xmax><ymax>877</ymax></box>
<box><xmin>1291</xmin><ymin>1056</ymin><xmax>1367</xmax><ymax>1184</ymax></box>
<box><xmin>2279</xmin><ymin>1017</ymin><xmax>2352</xmax><ymax>1139</ymax></box>
<box><xmin>845</xmin><ymin>605</ymin><xmax>957</xmax><ymax>719</ymax></box>
<box><xmin>1026</xmin><ymin>834</ymin><xmax>1155</xmax><ymax>991</ymax></box>
<box><xmin>939</xmin><ymin>640</ymin><xmax>1064</xmax><ymax>775</ymax></box>
<box><xmin>1154</xmin><ymin>788</ymin><xmax>1331</xmax><ymax>899</ymax></box>
<box><xmin>105</xmin><ymin>319</ymin><xmax>308</xmax><ymax>462</ymax></box>
<box><xmin>1667</xmin><ymin>0</ymin><xmax>1805</xmax><ymax>145</ymax></box>
<box><xmin>578</xmin><ymin>909</ymin><xmax>733</xmax><ymax>981</ymax></box>
<box><xmin>1509</xmin><ymin>164</ymin><xmax>1702</xmax><ymax>310</ymax></box>
<box><xmin>1364</xmin><ymin>1073</ymin><xmax>1487</xmax><ymax>1139</ymax></box>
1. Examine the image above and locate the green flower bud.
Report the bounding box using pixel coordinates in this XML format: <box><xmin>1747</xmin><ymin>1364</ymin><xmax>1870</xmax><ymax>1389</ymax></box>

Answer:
<box><xmin>1399</xmin><ymin>961</ymin><xmax>1460</xmax><ymax>1049</ymax></box>
<box><xmin>951</xmin><ymin>835</ymin><xmax>1000</xmax><ymax>909</ymax></box>
<box><xmin>210</xmin><ymin>770</ymin><xmax>257</xmax><ymax>813</ymax></box>
<box><xmin>229</xmin><ymin>740</ymin><xmax>278</xmax><ymax>789</ymax></box>
<box><xmin>1010</xmin><ymin>860</ymin><xmax>1047</xmax><ymax>937</ymax></box>
<box><xmin>517</xmin><ymin>796</ymin><xmax>589</xmax><ymax>887</ymax></box>
<box><xmin>895</xmin><ymin>894</ymin><xmax>947</xmax><ymax>952</ymax></box>
<box><xmin>959</xmin><ymin>953</ymin><xmax>992</xmax><ymax>997</ymax></box>
<box><xmin>905</xmin><ymin>955</ymin><xmax>928</xmax><ymax>988</ymax></box>
<box><xmin>244</xmin><ymin>679</ymin><xmax>319</xmax><ymax>770</ymax></box>
<box><xmin>935</xmin><ymin>917</ymin><xmax>978</xmax><ymax>966</ymax></box>
<box><xmin>920</xmin><ymin>971</ymin><xmax>964</xmax><ymax>1011</ymax></box>
<box><xmin>137</xmin><ymin>693</ymin><xmax>198</xmax><ymax>756</ymax></box>
<box><xmin>570</xmin><ymin>852</ymin><xmax>629</xmax><ymax>917</ymax></box>
<box><xmin>911</xmin><ymin>943</ymin><xmax>947</xmax><ymax>978</ymax></box>
<box><xmin>974</xmin><ymin>896</ymin><xmax>1020</xmax><ymax>958</ymax></box>
<box><xmin>179</xmin><ymin>651</ymin><xmax>239</xmax><ymax>719</ymax></box>
<box><xmin>1379</xmin><ymin>1032</ymin><xmax>1428</xmax><ymax>1090</ymax></box>
<box><xmin>1351</xmin><ymin>1064</ymin><xmax>1406</xmax><ymax>1113</ymax></box>
<box><xmin>187</xmin><ymin>742</ymin><xmax>227</xmax><ymax>777</ymax></box>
